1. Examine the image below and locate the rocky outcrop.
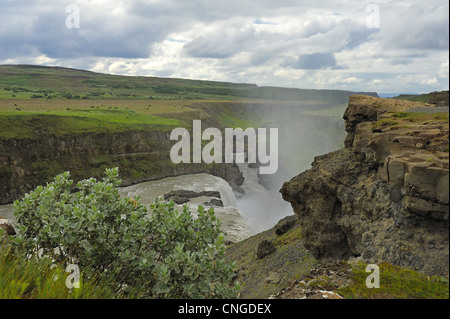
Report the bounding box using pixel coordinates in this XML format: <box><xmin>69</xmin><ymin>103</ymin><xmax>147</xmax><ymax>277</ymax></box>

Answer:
<box><xmin>0</xmin><ymin>216</ymin><xmax>16</xmax><ymax>236</ymax></box>
<box><xmin>280</xmin><ymin>95</ymin><xmax>449</xmax><ymax>276</ymax></box>
<box><xmin>256</xmin><ymin>239</ymin><xmax>276</xmax><ymax>259</ymax></box>
<box><xmin>428</xmin><ymin>91</ymin><xmax>449</xmax><ymax>106</ymax></box>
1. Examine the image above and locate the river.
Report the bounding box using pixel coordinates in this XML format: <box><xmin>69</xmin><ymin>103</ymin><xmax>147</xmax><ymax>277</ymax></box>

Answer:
<box><xmin>0</xmin><ymin>166</ymin><xmax>278</xmax><ymax>243</ymax></box>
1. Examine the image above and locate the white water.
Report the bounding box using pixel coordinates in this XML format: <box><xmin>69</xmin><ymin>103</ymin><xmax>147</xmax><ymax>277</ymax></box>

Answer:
<box><xmin>235</xmin><ymin>162</ymin><xmax>292</xmax><ymax>234</ymax></box>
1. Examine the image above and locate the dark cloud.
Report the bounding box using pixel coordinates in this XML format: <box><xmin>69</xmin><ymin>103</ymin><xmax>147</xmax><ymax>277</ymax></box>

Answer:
<box><xmin>293</xmin><ymin>53</ymin><xmax>337</xmax><ymax>70</ymax></box>
<box><xmin>0</xmin><ymin>1</ymin><xmax>174</xmax><ymax>59</ymax></box>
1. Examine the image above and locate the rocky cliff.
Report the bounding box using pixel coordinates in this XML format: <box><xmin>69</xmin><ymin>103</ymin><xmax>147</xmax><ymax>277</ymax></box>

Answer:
<box><xmin>280</xmin><ymin>95</ymin><xmax>449</xmax><ymax>276</ymax></box>
<box><xmin>0</xmin><ymin>129</ymin><xmax>243</xmax><ymax>204</ymax></box>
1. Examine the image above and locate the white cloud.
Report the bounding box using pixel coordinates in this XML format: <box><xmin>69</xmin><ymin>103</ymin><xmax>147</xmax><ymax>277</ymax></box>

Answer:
<box><xmin>420</xmin><ymin>77</ymin><xmax>439</xmax><ymax>86</ymax></box>
<box><xmin>0</xmin><ymin>0</ymin><xmax>448</xmax><ymax>93</ymax></box>
<box><xmin>438</xmin><ymin>59</ymin><xmax>449</xmax><ymax>78</ymax></box>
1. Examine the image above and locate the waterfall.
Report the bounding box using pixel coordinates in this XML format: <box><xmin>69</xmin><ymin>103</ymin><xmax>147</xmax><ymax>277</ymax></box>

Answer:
<box><xmin>235</xmin><ymin>161</ymin><xmax>293</xmax><ymax>235</ymax></box>
<box><xmin>208</xmin><ymin>176</ymin><xmax>238</xmax><ymax>208</ymax></box>
<box><xmin>0</xmin><ymin>165</ymin><xmax>292</xmax><ymax>241</ymax></box>
<box><xmin>236</xmin><ymin>162</ymin><xmax>267</xmax><ymax>196</ymax></box>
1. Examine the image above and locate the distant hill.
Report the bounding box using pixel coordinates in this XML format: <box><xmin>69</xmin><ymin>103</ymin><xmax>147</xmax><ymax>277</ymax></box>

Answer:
<box><xmin>393</xmin><ymin>90</ymin><xmax>449</xmax><ymax>106</ymax></box>
<box><xmin>0</xmin><ymin>64</ymin><xmax>378</xmax><ymax>104</ymax></box>
<box><xmin>378</xmin><ymin>93</ymin><xmax>419</xmax><ymax>98</ymax></box>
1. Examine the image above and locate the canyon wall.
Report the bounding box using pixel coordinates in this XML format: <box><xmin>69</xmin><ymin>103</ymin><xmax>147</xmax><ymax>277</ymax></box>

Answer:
<box><xmin>280</xmin><ymin>95</ymin><xmax>449</xmax><ymax>276</ymax></box>
<box><xmin>0</xmin><ymin>129</ymin><xmax>243</xmax><ymax>204</ymax></box>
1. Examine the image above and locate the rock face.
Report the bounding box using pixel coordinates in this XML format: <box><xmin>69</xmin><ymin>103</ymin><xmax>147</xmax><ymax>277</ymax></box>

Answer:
<box><xmin>427</xmin><ymin>91</ymin><xmax>449</xmax><ymax>106</ymax></box>
<box><xmin>0</xmin><ymin>130</ymin><xmax>244</xmax><ymax>204</ymax></box>
<box><xmin>280</xmin><ymin>95</ymin><xmax>449</xmax><ymax>276</ymax></box>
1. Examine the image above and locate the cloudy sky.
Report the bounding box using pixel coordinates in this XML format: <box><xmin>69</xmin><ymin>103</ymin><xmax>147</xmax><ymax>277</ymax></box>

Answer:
<box><xmin>0</xmin><ymin>0</ymin><xmax>448</xmax><ymax>93</ymax></box>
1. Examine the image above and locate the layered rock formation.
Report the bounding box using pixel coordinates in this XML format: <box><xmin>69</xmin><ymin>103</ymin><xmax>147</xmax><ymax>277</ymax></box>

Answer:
<box><xmin>0</xmin><ymin>130</ymin><xmax>243</xmax><ymax>204</ymax></box>
<box><xmin>280</xmin><ymin>95</ymin><xmax>449</xmax><ymax>276</ymax></box>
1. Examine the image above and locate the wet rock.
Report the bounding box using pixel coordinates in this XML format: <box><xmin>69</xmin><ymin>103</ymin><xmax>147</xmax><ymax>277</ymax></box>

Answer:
<box><xmin>203</xmin><ymin>198</ymin><xmax>223</xmax><ymax>207</ymax></box>
<box><xmin>167</xmin><ymin>195</ymin><xmax>190</xmax><ymax>205</ymax></box>
<box><xmin>164</xmin><ymin>190</ymin><xmax>221</xmax><ymax>204</ymax></box>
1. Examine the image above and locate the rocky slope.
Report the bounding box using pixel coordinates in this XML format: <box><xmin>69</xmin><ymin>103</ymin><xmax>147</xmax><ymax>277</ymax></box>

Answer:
<box><xmin>280</xmin><ymin>95</ymin><xmax>449</xmax><ymax>276</ymax></box>
<box><xmin>224</xmin><ymin>215</ymin><xmax>318</xmax><ymax>298</ymax></box>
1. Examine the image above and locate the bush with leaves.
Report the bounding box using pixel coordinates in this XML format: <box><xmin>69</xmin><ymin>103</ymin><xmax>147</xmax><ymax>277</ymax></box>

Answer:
<box><xmin>12</xmin><ymin>168</ymin><xmax>240</xmax><ymax>298</ymax></box>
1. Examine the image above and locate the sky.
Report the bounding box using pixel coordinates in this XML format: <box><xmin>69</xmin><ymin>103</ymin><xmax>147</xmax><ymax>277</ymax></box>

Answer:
<box><xmin>0</xmin><ymin>0</ymin><xmax>448</xmax><ymax>94</ymax></box>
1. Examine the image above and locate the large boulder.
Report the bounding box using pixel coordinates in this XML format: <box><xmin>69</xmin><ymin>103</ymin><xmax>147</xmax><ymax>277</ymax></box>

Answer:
<box><xmin>256</xmin><ymin>239</ymin><xmax>276</xmax><ymax>259</ymax></box>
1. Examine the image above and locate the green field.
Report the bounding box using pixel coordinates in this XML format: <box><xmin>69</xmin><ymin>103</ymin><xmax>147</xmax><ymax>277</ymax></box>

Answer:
<box><xmin>0</xmin><ymin>108</ymin><xmax>182</xmax><ymax>139</ymax></box>
<box><xmin>0</xmin><ymin>64</ymin><xmax>379</xmax><ymax>140</ymax></box>
<box><xmin>0</xmin><ymin>64</ymin><xmax>377</xmax><ymax>103</ymax></box>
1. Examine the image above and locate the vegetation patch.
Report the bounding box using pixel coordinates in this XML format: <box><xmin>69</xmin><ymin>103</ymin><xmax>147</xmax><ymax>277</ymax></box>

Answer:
<box><xmin>0</xmin><ymin>108</ymin><xmax>182</xmax><ymax>139</ymax></box>
<box><xmin>393</xmin><ymin>90</ymin><xmax>449</xmax><ymax>106</ymax></box>
<box><xmin>371</xmin><ymin>119</ymin><xmax>399</xmax><ymax>130</ymax></box>
<box><xmin>337</xmin><ymin>261</ymin><xmax>449</xmax><ymax>299</ymax></box>
<box><xmin>391</xmin><ymin>111</ymin><xmax>449</xmax><ymax>122</ymax></box>
<box><xmin>0</xmin><ymin>65</ymin><xmax>376</xmax><ymax>104</ymax></box>
<box><xmin>225</xmin><ymin>218</ymin><xmax>317</xmax><ymax>299</ymax></box>
<box><xmin>0</xmin><ymin>240</ymin><xmax>114</xmax><ymax>299</ymax></box>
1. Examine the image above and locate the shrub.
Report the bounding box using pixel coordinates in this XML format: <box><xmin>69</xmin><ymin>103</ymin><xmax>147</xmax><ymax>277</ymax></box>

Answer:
<box><xmin>12</xmin><ymin>168</ymin><xmax>240</xmax><ymax>298</ymax></box>
<box><xmin>392</xmin><ymin>112</ymin><xmax>409</xmax><ymax>118</ymax></box>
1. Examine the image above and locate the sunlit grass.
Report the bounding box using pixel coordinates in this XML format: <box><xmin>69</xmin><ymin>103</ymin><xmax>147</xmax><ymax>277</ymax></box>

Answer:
<box><xmin>0</xmin><ymin>240</ymin><xmax>114</xmax><ymax>299</ymax></box>
<box><xmin>0</xmin><ymin>107</ymin><xmax>182</xmax><ymax>139</ymax></box>
<box><xmin>337</xmin><ymin>261</ymin><xmax>449</xmax><ymax>299</ymax></box>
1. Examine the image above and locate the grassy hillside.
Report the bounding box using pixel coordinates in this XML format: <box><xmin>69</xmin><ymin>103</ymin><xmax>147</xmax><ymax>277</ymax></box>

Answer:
<box><xmin>225</xmin><ymin>216</ymin><xmax>318</xmax><ymax>299</ymax></box>
<box><xmin>0</xmin><ymin>108</ymin><xmax>182</xmax><ymax>139</ymax></box>
<box><xmin>393</xmin><ymin>90</ymin><xmax>449</xmax><ymax>106</ymax></box>
<box><xmin>0</xmin><ymin>64</ymin><xmax>377</xmax><ymax>140</ymax></box>
<box><xmin>0</xmin><ymin>64</ymin><xmax>378</xmax><ymax>103</ymax></box>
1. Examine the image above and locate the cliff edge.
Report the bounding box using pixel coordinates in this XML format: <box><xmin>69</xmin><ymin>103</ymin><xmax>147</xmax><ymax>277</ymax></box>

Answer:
<box><xmin>280</xmin><ymin>95</ymin><xmax>449</xmax><ymax>276</ymax></box>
